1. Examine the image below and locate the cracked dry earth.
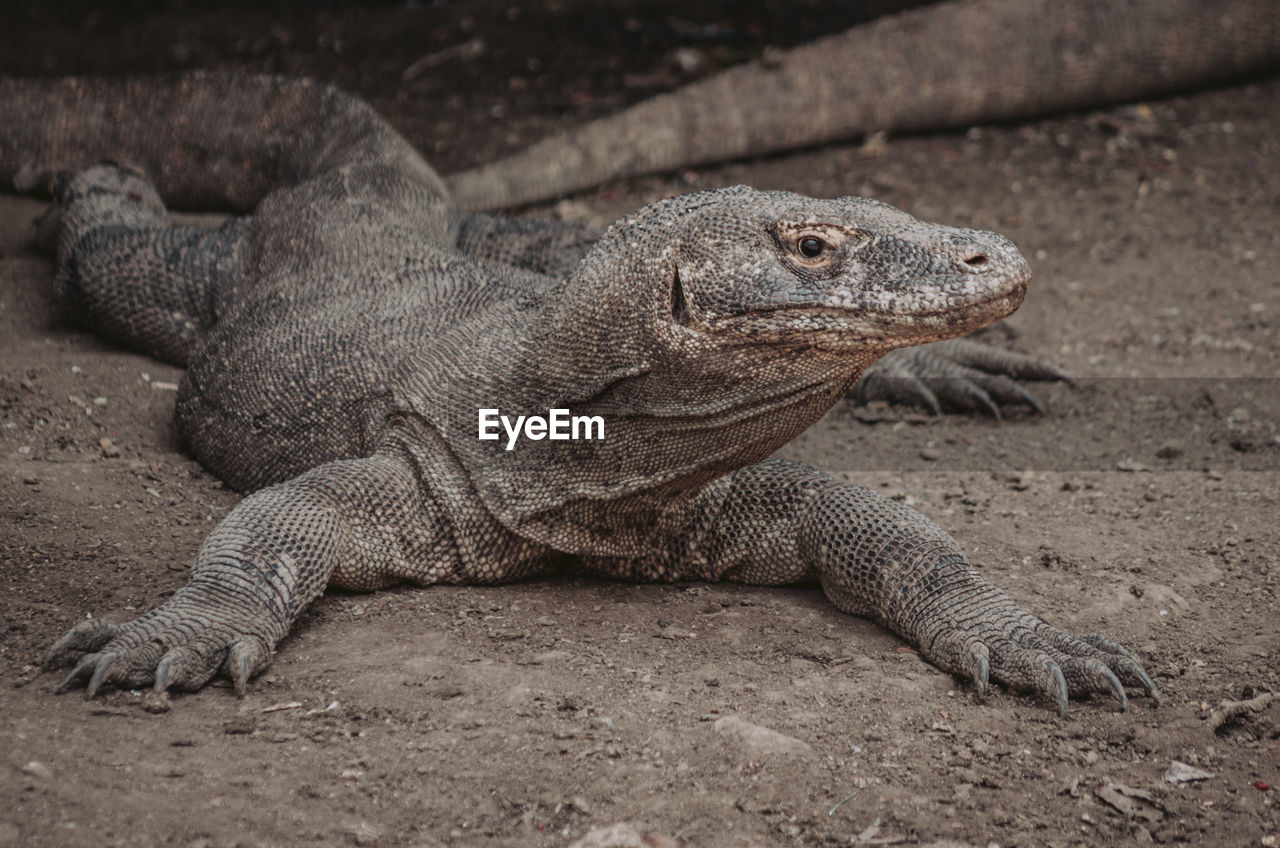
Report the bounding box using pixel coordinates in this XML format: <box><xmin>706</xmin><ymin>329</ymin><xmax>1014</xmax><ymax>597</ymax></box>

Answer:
<box><xmin>0</xmin><ymin>3</ymin><xmax>1277</xmax><ymax>847</ymax></box>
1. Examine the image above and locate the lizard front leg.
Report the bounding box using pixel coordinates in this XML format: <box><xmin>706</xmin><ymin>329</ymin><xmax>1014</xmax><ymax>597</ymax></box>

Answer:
<box><xmin>689</xmin><ymin>459</ymin><xmax>1159</xmax><ymax>715</ymax></box>
<box><xmin>47</xmin><ymin>452</ymin><xmax>444</xmax><ymax>697</ymax></box>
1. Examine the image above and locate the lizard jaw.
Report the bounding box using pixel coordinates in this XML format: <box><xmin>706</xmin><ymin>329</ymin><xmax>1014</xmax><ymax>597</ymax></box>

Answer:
<box><xmin>705</xmin><ymin>278</ymin><xmax>1029</xmax><ymax>354</ymax></box>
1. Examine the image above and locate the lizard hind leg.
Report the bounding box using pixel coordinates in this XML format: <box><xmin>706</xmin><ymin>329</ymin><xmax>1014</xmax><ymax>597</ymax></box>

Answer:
<box><xmin>42</xmin><ymin>163</ymin><xmax>248</xmax><ymax>366</ymax></box>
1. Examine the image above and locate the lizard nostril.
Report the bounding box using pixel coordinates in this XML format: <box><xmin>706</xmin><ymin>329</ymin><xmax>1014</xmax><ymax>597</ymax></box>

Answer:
<box><xmin>962</xmin><ymin>253</ymin><xmax>988</xmax><ymax>268</ymax></box>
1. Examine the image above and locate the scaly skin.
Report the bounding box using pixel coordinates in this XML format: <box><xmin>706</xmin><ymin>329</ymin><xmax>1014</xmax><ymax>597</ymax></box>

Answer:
<box><xmin>0</xmin><ymin>74</ymin><xmax>1158</xmax><ymax>714</ymax></box>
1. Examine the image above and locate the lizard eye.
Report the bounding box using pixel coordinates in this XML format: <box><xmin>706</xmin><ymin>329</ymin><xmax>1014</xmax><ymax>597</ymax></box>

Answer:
<box><xmin>798</xmin><ymin>236</ymin><xmax>824</xmax><ymax>258</ymax></box>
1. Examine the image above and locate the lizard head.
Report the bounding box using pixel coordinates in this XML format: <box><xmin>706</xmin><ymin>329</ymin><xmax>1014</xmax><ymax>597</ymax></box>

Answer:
<box><xmin>447</xmin><ymin>188</ymin><xmax>1031</xmax><ymax>554</ymax></box>
<box><xmin>648</xmin><ymin>186</ymin><xmax>1030</xmax><ymax>359</ymax></box>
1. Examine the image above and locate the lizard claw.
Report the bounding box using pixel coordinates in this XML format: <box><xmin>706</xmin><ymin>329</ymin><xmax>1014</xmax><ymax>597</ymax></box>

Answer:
<box><xmin>1046</xmin><ymin>660</ymin><xmax>1069</xmax><ymax>718</ymax></box>
<box><xmin>1100</xmin><ymin>665</ymin><xmax>1129</xmax><ymax>711</ymax></box>
<box><xmin>47</xmin><ymin>587</ymin><xmax>278</xmax><ymax>699</ymax></box>
<box><xmin>46</xmin><ymin>618</ymin><xmax>121</xmax><ymax>668</ymax></box>
<box><xmin>974</xmin><ymin>651</ymin><xmax>990</xmax><ymax>702</ymax></box>
<box><xmin>227</xmin><ymin>637</ymin><xmax>270</xmax><ymax>698</ymax></box>
<box><xmin>153</xmin><ymin>652</ymin><xmax>176</xmax><ymax>694</ymax></box>
<box><xmin>1070</xmin><ymin>633</ymin><xmax>1162</xmax><ymax>705</ymax></box>
<box><xmin>927</xmin><ymin>629</ymin><xmax>991</xmax><ymax>700</ymax></box>
<box><xmin>916</xmin><ymin>612</ymin><xmax>1158</xmax><ymax>715</ymax></box>
<box><xmin>855</xmin><ymin>337</ymin><xmax>1069</xmax><ymax>416</ymax></box>
<box><xmin>55</xmin><ymin>654</ymin><xmax>101</xmax><ymax>695</ymax></box>
<box><xmin>85</xmin><ymin>653</ymin><xmax>118</xmax><ymax>700</ymax></box>
<box><xmin>1077</xmin><ymin>633</ymin><xmax>1139</xmax><ymax>662</ymax></box>
<box><xmin>152</xmin><ymin>644</ymin><xmax>222</xmax><ymax>694</ymax></box>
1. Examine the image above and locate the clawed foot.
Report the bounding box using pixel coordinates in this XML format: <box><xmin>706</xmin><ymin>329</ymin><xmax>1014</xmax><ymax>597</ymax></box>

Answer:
<box><xmin>923</xmin><ymin>616</ymin><xmax>1160</xmax><ymax>716</ymax></box>
<box><xmin>855</xmin><ymin>337</ymin><xmax>1071</xmax><ymax>417</ymax></box>
<box><xmin>46</xmin><ymin>590</ymin><xmax>274</xmax><ymax>699</ymax></box>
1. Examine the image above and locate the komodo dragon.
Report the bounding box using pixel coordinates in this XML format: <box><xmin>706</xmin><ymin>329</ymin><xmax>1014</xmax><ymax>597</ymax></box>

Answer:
<box><xmin>0</xmin><ymin>74</ymin><xmax>1160</xmax><ymax>715</ymax></box>
<box><xmin>447</xmin><ymin>0</ymin><xmax>1280</xmax><ymax>211</ymax></box>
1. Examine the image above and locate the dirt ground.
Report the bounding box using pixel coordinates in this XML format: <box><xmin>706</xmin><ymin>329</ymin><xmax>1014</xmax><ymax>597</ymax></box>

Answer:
<box><xmin>1</xmin><ymin>3</ymin><xmax>1277</xmax><ymax>847</ymax></box>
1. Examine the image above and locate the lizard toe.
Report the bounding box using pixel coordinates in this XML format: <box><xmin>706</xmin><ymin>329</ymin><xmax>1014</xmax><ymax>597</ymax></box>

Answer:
<box><xmin>225</xmin><ymin>637</ymin><xmax>272</xmax><ymax>698</ymax></box>
<box><xmin>929</xmin><ymin>372</ymin><xmax>1004</xmax><ymax>419</ymax></box>
<box><xmin>154</xmin><ymin>643</ymin><xmax>224</xmax><ymax>694</ymax></box>
<box><xmin>59</xmin><ymin>638</ymin><xmax>169</xmax><ymax>697</ymax></box>
<box><xmin>853</xmin><ymin>366</ymin><xmax>942</xmax><ymax>414</ymax></box>
<box><xmin>85</xmin><ymin>652</ymin><xmax>119</xmax><ymax>699</ymax></box>
<box><xmin>1038</xmin><ymin>627</ymin><xmax>1161</xmax><ymax>705</ymax></box>
<box><xmin>954</xmin><ymin>370</ymin><xmax>1046</xmax><ymax>415</ymax></box>
<box><xmin>923</xmin><ymin>628</ymin><xmax>991</xmax><ymax>700</ymax></box>
<box><xmin>1058</xmin><ymin>656</ymin><xmax>1128</xmax><ymax>710</ymax></box>
<box><xmin>855</xmin><ymin>338</ymin><xmax>1071</xmax><ymax>416</ymax></box>
<box><xmin>55</xmin><ymin>653</ymin><xmax>103</xmax><ymax>695</ymax></box>
<box><xmin>1098</xmin><ymin>653</ymin><xmax>1162</xmax><ymax>705</ymax></box>
<box><xmin>985</xmin><ymin>639</ymin><xmax>1071</xmax><ymax>716</ymax></box>
<box><xmin>992</xmin><ymin>654</ymin><xmax>1070</xmax><ymax>717</ymax></box>
<box><xmin>46</xmin><ymin>618</ymin><xmax>122</xmax><ymax>668</ymax></box>
<box><xmin>48</xmin><ymin>587</ymin><xmax>282</xmax><ymax>698</ymax></box>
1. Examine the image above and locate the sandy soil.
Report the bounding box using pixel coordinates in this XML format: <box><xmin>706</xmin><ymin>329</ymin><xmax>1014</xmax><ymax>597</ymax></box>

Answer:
<box><xmin>1</xmin><ymin>3</ymin><xmax>1277</xmax><ymax>846</ymax></box>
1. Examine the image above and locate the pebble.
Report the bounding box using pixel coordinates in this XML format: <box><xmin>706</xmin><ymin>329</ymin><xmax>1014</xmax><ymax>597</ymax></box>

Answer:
<box><xmin>21</xmin><ymin>761</ymin><xmax>52</xmax><ymax>780</ymax></box>
<box><xmin>713</xmin><ymin>715</ymin><xmax>813</xmax><ymax>758</ymax></box>
<box><xmin>1164</xmin><ymin>760</ymin><xmax>1213</xmax><ymax>783</ymax></box>
<box><xmin>222</xmin><ymin>715</ymin><xmax>255</xmax><ymax>735</ymax></box>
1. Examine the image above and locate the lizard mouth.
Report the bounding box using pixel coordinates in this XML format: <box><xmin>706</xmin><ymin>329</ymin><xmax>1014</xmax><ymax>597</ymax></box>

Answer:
<box><xmin>710</xmin><ymin>281</ymin><xmax>1028</xmax><ymax>352</ymax></box>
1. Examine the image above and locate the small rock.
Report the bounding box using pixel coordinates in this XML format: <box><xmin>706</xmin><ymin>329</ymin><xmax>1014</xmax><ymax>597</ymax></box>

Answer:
<box><xmin>713</xmin><ymin>715</ymin><xmax>813</xmax><ymax>758</ymax></box>
<box><xmin>21</xmin><ymin>761</ymin><xmax>53</xmax><ymax>780</ymax></box>
<box><xmin>222</xmin><ymin>715</ymin><xmax>255</xmax><ymax>735</ymax></box>
<box><xmin>1164</xmin><ymin>760</ymin><xmax>1213</xmax><ymax>783</ymax></box>
<box><xmin>919</xmin><ymin>448</ymin><xmax>941</xmax><ymax>462</ymax></box>
<box><xmin>99</xmin><ymin>437</ymin><xmax>121</xmax><ymax>458</ymax></box>
<box><xmin>566</xmin><ymin>823</ymin><xmax>667</xmax><ymax>848</ymax></box>
<box><xmin>142</xmin><ymin>690</ymin><xmax>172</xmax><ymax>713</ymax></box>
<box><xmin>1095</xmin><ymin>782</ymin><xmax>1163</xmax><ymax>823</ymax></box>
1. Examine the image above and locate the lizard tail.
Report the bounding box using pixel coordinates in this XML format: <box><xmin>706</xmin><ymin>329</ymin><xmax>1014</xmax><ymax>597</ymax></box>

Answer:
<box><xmin>0</xmin><ymin>72</ymin><xmax>442</xmax><ymax>211</ymax></box>
<box><xmin>445</xmin><ymin>0</ymin><xmax>1280</xmax><ymax>211</ymax></box>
